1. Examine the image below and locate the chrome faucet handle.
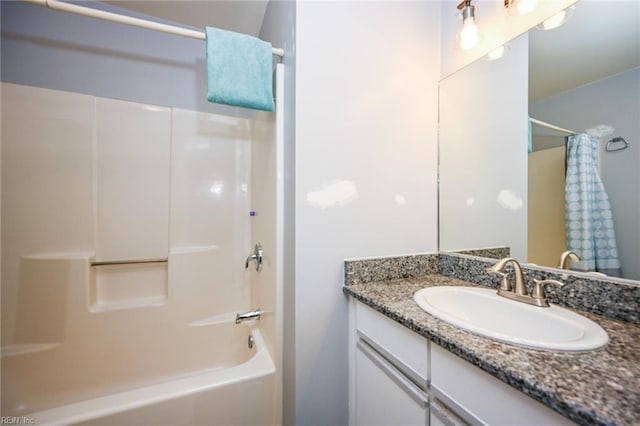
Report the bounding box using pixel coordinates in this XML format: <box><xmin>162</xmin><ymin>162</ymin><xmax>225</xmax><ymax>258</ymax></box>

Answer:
<box><xmin>245</xmin><ymin>243</ymin><xmax>263</xmax><ymax>271</ymax></box>
<box><xmin>530</xmin><ymin>279</ymin><xmax>564</xmax><ymax>307</ymax></box>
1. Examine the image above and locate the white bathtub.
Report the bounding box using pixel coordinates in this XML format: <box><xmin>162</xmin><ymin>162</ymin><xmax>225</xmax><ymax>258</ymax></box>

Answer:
<box><xmin>2</xmin><ymin>323</ymin><xmax>276</xmax><ymax>425</ymax></box>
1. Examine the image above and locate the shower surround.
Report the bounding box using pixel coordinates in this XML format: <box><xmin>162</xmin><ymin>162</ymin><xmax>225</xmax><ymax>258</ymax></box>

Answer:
<box><xmin>1</xmin><ymin>79</ymin><xmax>283</xmax><ymax>424</ymax></box>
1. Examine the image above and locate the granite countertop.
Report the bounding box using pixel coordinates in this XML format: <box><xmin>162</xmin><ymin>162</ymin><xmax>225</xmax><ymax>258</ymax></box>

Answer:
<box><xmin>343</xmin><ymin>274</ymin><xmax>640</xmax><ymax>426</ymax></box>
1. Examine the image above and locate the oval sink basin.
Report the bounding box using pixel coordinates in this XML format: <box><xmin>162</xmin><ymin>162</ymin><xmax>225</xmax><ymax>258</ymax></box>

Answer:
<box><xmin>413</xmin><ymin>286</ymin><xmax>609</xmax><ymax>352</ymax></box>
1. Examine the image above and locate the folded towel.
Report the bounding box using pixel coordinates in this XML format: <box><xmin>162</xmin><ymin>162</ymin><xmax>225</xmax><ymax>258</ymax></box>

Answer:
<box><xmin>205</xmin><ymin>27</ymin><xmax>274</xmax><ymax>111</ymax></box>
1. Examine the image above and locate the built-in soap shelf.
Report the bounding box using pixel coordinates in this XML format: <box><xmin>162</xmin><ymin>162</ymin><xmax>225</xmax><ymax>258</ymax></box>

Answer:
<box><xmin>19</xmin><ymin>247</ymin><xmax>242</xmax><ymax>315</ymax></box>
<box><xmin>89</xmin><ymin>260</ymin><xmax>168</xmax><ymax>313</ymax></box>
<box><xmin>18</xmin><ymin>252</ymin><xmax>168</xmax><ymax>315</ymax></box>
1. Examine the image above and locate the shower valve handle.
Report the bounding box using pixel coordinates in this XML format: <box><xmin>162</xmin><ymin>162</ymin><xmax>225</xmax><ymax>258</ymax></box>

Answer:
<box><xmin>245</xmin><ymin>243</ymin><xmax>263</xmax><ymax>272</ymax></box>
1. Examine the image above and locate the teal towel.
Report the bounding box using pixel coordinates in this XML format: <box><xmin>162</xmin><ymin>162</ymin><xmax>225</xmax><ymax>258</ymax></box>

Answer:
<box><xmin>206</xmin><ymin>27</ymin><xmax>274</xmax><ymax>111</ymax></box>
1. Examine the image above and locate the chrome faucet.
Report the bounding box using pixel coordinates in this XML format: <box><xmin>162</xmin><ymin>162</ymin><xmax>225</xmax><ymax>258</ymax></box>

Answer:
<box><xmin>486</xmin><ymin>258</ymin><xmax>564</xmax><ymax>308</ymax></box>
<box><xmin>485</xmin><ymin>257</ymin><xmax>527</xmax><ymax>297</ymax></box>
<box><xmin>558</xmin><ymin>250</ymin><xmax>580</xmax><ymax>270</ymax></box>
<box><xmin>245</xmin><ymin>243</ymin><xmax>263</xmax><ymax>271</ymax></box>
<box><xmin>235</xmin><ymin>309</ymin><xmax>263</xmax><ymax>324</ymax></box>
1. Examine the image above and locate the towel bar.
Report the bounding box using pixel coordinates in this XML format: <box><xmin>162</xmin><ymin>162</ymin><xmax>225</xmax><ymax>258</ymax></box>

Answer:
<box><xmin>605</xmin><ymin>137</ymin><xmax>629</xmax><ymax>152</ymax></box>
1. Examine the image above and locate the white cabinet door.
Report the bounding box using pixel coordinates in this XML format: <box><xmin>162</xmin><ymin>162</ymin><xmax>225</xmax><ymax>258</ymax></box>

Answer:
<box><xmin>354</xmin><ymin>340</ymin><xmax>428</xmax><ymax>426</ymax></box>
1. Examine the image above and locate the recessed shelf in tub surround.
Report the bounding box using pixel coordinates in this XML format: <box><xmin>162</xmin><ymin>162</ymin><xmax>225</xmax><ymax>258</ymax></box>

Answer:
<box><xmin>343</xmin><ymin>253</ymin><xmax>640</xmax><ymax>425</ymax></box>
<box><xmin>89</xmin><ymin>262</ymin><xmax>168</xmax><ymax>312</ymax></box>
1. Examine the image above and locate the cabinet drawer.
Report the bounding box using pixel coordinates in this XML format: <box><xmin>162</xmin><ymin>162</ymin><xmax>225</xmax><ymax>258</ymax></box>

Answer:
<box><xmin>431</xmin><ymin>344</ymin><xmax>574</xmax><ymax>425</ymax></box>
<box><xmin>355</xmin><ymin>339</ymin><xmax>428</xmax><ymax>426</ymax></box>
<box><xmin>355</xmin><ymin>302</ymin><xmax>428</xmax><ymax>384</ymax></box>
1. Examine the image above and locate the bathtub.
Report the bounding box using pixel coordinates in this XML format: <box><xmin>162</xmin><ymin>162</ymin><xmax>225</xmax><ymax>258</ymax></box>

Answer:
<box><xmin>2</xmin><ymin>323</ymin><xmax>276</xmax><ymax>425</ymax></box>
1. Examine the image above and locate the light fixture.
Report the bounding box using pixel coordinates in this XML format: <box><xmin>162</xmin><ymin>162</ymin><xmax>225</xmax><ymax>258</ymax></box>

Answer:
<box><xmin>537</xmin><ymin>5</ymin><xmax>575</xmax><ymax>30</ymax></box>
<box><xmin>457</xmin><ymin>0</ymin><xmax>479</xmax><ymax>50</ymax></box>
<box><xmin>486</xmin><ymin>44</ymin><xmax>509</xmax><ymax>60</ymax></box>
<box><xmin>504</xmin><ymin>0</ymin><xmax>538</xmax><ymax>15</ymax></box>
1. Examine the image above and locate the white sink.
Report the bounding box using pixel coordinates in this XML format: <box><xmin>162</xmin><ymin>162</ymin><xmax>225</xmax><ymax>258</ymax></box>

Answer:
<box><xmin>413</xmin><ymin>286</ymin><xmax>609</xmax><ymax>352</ymax></box>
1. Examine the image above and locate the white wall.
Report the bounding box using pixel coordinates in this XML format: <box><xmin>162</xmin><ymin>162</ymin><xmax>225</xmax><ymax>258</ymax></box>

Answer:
<box><xmin>530</xmin><ymin>68</ymin><xmax>640</xmax><ymax>280</ymax></box>
<box><xmin>440</xmin><ymin>0</ymin><xmax>577</xmax><ymax>79</ymax></box>
<box><xmin>294</xmin><ymin>2</ymin><xmax>441</xmax><ymax>424</ymax></box>
<box><xmin>439</xmin><ymin>33</ymin><xmax>529</xmax><ymax>260</ymax></box>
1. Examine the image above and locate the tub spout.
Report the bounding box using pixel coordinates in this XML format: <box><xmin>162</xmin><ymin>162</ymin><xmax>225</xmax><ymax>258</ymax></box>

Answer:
<box><xmin>235</xmin><ymin>310</ymin><xmax>262</xmax><ymax>324</ymax></box>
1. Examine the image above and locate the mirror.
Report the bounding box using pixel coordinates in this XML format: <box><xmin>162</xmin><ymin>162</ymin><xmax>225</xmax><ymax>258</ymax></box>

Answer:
<box><xmin>438</xmin><ymin>0</ymin><xmax>640</xmax><ymax>281</ymax></box>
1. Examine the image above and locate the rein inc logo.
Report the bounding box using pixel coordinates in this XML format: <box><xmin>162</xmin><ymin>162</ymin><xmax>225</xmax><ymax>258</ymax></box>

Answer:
<box><xmin>1</xmin><ymin>418</ymin><xmax>35</xmax><ymax>425</ymax></box>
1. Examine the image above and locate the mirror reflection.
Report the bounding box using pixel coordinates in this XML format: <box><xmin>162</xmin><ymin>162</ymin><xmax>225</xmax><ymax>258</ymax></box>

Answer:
<box><xmin>439</xmin><ymin>1</ymin><xmax>640</xmax><ymax>281</ymax></box>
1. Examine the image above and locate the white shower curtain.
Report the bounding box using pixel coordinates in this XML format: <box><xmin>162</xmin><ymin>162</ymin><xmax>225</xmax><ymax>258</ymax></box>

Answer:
<box><xmin>565</xmin><ymin>133</ymin><xmax>622</xmax><ymax>277</ymax></box>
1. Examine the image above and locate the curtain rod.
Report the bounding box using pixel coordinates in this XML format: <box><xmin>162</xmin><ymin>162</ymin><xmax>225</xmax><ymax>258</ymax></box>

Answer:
<box><xmin>21</xmin><ymin>0</ymin><xmax>285</xmax><ymax>57</ymax></box>
<box><xmin>530</xmin><ymin>117</ymin><xmax>576</xmax><ymax>135</ymax></box>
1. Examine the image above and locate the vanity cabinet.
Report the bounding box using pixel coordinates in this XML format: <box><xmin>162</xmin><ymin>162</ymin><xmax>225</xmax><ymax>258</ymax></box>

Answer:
<box><xmin>349</xmin><ymin>300</ymin><xmax>575</xmax><ymax>426</ymax></box>
<box><xmin>354</xmin><ymin>340</ymin><xmax>428</xmax><ymax>425</ymax></box>
<box><xmin>350</xmin><ymin>301</ymin><xmax>429</xmax><ymax>426</ymax></box>
<box><xmin>430</xmin><ymin>344</ymin><xmax>574</xmax><ymax>425</ymax></box>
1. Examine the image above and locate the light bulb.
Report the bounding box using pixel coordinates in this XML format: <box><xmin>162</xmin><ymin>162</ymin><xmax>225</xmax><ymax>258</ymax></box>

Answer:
<box><xmin>487</xmin><ymin>45</ymin><xmax>506</xmax><ymax>60</ymax></box>
<box><xmin>516</xmin><ymin>0</ymin><xmax>537</xmax><ymax>15</ymax></box>
<box><xmin>538</xmin><ymin>6</ymin><xmax>575</xmax><ymax>30</ymax></box>
<box><xmin>542</xmin><ymin>10</ymin><xmax>566</xmax><ymax>29</ymax></box>
<box><xmin>459</xmin><ymin>19</ymin><xmax>479</xmax><ymax>50</ymax></box>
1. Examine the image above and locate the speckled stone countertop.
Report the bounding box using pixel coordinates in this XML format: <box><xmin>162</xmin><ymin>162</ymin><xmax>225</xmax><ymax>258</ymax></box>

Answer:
<box><xmin>343</xmin><ymin>275</ymin><xmax>640</xmax><ymax>426</ymax></box>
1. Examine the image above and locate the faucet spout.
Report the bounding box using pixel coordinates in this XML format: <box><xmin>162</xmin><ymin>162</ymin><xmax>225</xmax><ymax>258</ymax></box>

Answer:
<box><xmin>486</xmin><ymin>257</ymin><xmax>564</xmax><ymax>308</ymax></box>
<box><xmin>235</xmin><ymin>309</ymin><xmax>263</xmax><ymax>324</ymax></box>
<box><xmin>558</xmin><ymin>250</ymin><xmax>581</xmax><ymax>270</ymax></box>
<box><xmin>485</xmin><ymin>257</ymin><xmax>527</xmax><ymax>296</ymax></box>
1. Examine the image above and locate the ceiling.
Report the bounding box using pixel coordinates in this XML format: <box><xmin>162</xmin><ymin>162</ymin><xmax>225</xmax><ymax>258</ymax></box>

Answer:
<box><xmin>105</xmin><ymin>1</ymin><xmax>269</xmax><ymax>37</ymax></box>
<box><xmin>529</xmin><ymin>1</ymin><xmax>640</xmax><ymax>102</ymax></box>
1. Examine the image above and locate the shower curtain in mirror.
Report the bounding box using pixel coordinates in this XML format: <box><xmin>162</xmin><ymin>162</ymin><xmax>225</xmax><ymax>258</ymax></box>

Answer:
<box><xmin>565</xmin><ymin>133</ymin><xmax>622</xmax><ymax>277</ymax></box>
